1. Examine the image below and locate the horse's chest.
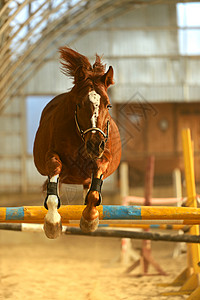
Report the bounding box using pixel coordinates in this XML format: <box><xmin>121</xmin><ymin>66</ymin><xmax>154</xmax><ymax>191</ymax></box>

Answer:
<box><xmin>59</xmin><ymin>145</ymin><xmax>93</xmax><ymax>175</ymax></box>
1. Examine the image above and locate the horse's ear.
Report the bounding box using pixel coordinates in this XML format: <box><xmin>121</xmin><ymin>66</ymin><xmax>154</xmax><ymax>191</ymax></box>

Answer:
<box><xmin>59</xmin><ymin>47</ymin><xmax>92</xmax><ymax>82</ymax></box>
<box><xmin>101</xmin><ymin>66</ymin><xmax>114</xmax><ymax>88</ymax></box>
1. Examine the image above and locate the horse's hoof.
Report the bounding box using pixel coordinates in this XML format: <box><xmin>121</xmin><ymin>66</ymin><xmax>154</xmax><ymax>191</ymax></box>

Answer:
<box><xmin>80</xmin><ymin>215</ymin><xmax>99</xmax><ymax>233</ymax></box>
<box><xmin>43</xmin><ymin>220</ymin><xmax>62</xmax><ymax>239</ymax></box>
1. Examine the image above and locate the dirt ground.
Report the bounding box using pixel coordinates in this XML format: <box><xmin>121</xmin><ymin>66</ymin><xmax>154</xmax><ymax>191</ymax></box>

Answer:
<box><xmin>0</xmin><ymin>227</ymin><xmax>189</xmax><ymax>300</ymax></box>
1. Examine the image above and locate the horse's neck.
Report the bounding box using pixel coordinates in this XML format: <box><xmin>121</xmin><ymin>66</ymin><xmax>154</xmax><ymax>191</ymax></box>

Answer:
<box><xmin>53</xmin><ymin>91</ymin><xmax>76</xmax><ymax>120</ymax></box>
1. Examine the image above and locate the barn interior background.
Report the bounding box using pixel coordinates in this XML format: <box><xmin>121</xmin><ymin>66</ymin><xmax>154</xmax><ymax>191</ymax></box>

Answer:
<box><xmin>0</xmin><ymin>0</ymin><xmax>200</xmax><ymax>203</ymax></box>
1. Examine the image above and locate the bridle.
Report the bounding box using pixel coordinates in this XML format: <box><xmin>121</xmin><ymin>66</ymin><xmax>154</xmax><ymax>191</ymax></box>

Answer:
<box><xmin>75</xmin><ymin>105</ymin><xmax>110</xmax><ymax>143</ymax></box>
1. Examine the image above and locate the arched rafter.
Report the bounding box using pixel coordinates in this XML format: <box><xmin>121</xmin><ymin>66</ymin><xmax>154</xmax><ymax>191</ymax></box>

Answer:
<box><xmin>0</xmin><ymin>0</ymin><xmax>176</xmax><ymax>111</ymax></box>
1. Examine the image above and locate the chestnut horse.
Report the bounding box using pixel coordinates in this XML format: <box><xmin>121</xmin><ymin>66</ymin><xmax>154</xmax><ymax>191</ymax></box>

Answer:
<box><xmin>33</xmin><ymin>47</ymin><xmax>121</xmax><ymax>239</ymax></box>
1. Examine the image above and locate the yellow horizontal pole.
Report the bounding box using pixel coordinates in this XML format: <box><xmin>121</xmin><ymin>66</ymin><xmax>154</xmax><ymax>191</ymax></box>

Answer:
<box><xmin>140</xmin><ymin>206</ymin><xmax>200</xmax><ymax>220</ymax></box>
<box><xmin>1</xmin><ymin>205</ymin><xmax>200</xmax><ymax>224</ymax></box>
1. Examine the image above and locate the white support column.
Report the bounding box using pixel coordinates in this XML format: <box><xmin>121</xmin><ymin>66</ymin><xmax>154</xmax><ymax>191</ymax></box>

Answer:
<box><xmin>172</xmin><ymin>168</ymin><xmax>184</xmax><ymax>258</ymax></box>
<box><xmin>120</xmin><ymin>162</ymin><xmax>138</xmax><ymax>264</ymax></box>
<box><xmin>20</xmin><ymin>95</ymin><xmax>28</xmax><ymax>193</ymax></box>
<box><xmin>120</xmin><ymin>162</ymin><xmax>129</xmax><ymax>203</ymax></box>
<box><xmin>173</xmin><ymin>168</ymin><xmax>182</xmax><ymax>206</ymax></box>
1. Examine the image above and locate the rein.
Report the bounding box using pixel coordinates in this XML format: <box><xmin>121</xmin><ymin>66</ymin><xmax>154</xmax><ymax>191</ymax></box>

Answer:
<box><xmin>75</xmin><ymin>106</ymin><xmax>110</xmax><ymax>143</ymax></box>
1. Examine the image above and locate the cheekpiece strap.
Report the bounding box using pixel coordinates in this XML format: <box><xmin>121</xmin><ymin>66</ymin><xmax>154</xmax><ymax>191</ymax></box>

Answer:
<box><xmin>85</xmin><ymin>174</ymin><xmax>103</xmax><ymax>206</ymax></box>
<box><xmin>44</xmin><ymin>179</ymin><xmax>61</xmax><ymax>210</ymax></box>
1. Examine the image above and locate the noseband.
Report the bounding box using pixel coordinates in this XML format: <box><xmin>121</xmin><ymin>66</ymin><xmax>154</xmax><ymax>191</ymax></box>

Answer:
<box><xmin>75</xmin><ymin>106</ymin><xmax>110</xmax><ymax>143</ymax></box>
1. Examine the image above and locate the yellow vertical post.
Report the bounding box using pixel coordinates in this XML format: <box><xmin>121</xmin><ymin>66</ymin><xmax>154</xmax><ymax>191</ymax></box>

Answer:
<box><xmin>182</xmin><ymin>129</ymin><xmax>200</xmax><ymax>274</ymax></box>
<box><xmin>160</xmin><ymin>128</ymin><xmax>200</xmax><ymax>298</ymax></box>
<box><xmin>182</xmin><ymin>129</ymin><xmax>200</xmax><ymax>300</ymax></box>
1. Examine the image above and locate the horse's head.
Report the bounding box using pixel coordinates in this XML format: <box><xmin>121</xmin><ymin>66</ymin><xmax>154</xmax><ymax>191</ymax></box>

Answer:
<box><xmin>59</xmin><ymin>47</ymin><xmax>114</xmax><ymax>160</ymax></box>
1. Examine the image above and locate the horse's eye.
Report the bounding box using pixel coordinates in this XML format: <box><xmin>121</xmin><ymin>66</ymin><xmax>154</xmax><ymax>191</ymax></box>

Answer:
<box><xmin>107</xmin><ymin>104</ymin><xmax>112</xmax><ymax>109</ymax></box>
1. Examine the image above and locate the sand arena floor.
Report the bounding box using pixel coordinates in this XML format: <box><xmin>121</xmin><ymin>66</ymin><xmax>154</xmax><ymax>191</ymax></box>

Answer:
<box><xmin>0</xmin><ymin>227</ymin><xmax>189</xmax><ymax>300</ymax></box>
<box><xmin>0</xmin><ymin>192</ymin><xmax>190</xmax><ymax>300</ymax></box>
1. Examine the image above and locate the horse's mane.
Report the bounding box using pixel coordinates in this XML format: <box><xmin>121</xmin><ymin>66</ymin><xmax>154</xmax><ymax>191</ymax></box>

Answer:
<box><xmin>93</xmin><ymin>54</ymin><xmax>106</xmax><ymax>75</ymax></box>
<box><xmin>59</xmin><ymin>47</ymin><xmax>106</xmax><ymax>83</ymax></box>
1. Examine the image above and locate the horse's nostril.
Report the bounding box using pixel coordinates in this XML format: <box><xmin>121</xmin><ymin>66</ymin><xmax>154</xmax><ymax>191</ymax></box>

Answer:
<box><xmin>99</xmin><ymin>140</ymin><xmax>105</xmax><ymax>151</ymax></box>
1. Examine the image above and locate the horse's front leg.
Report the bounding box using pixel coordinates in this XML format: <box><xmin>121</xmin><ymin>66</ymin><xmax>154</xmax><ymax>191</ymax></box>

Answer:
<box><xmin>80</xmin><ymin>159</ymin><xmax>109</xmax><ymax>233</ymax></box>
<box><xmin>43</xmin><ymin>154</ymin><xmax>62</xmax><ymax>239</ymax></box>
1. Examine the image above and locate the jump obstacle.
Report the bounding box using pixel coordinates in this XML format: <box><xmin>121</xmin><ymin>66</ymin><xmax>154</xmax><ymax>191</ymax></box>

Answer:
<box><xmin>0</xmin><ymin>223</ymin><xmax>197</xmax><ymax>244</ymax></box>
<box><xmin>0</xmin><ymin>222</ymin><xmax>189</xmax><ymax>231</ymax></box>
<box><xmin>121</xmin><ymin>156</ymin><xmax>173</xmax><ymax>276</ymax></box>
<box><xmin>0</xmin><ymin>129</ymin><xmax>200</xmax><ymax>299</ymax></box>
<box><xmin>1</xmin><ymin>205</ymin><xmax>200</xmax><ymax>224</ymax></box>
<box><xmin>119</xmin><ymin>160</ymin><xmax>186</xmax><ymax>270</ymax></box>
<box><xmin>157</xmin><ymin>128</ymin><xmax>200</xmax><ymax>299</ymax></box>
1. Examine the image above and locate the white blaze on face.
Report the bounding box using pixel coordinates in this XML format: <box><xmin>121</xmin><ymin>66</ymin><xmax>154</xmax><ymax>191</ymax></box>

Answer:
<box><xmin>89</xmin><ymin>90</ymin><xmax>101</xmax><ymax>131</ymax></box>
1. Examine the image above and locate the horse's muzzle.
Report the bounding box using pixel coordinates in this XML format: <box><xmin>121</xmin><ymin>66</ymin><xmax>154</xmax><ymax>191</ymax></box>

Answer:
<box><xmin>86</xmin><ymin>139</ymin><xmax>105</xmax><ymax>159</ymax></box>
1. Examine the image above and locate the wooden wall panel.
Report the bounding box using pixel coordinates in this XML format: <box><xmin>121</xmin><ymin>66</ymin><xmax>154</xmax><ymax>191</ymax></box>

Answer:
<box><xmin>177</xmin><ymin>103</ymin><xmax>200</xmax><ymax>181</ymax></box>
<box><xmin>177</xmin><ymin>104</ymin><xmax>200</xmax><ymax>152</ymax></box>
<box><xmin>147</xmin><ymin>104</ymin><xmax>175</xmax><ymax>153</ymax></box>
<box><xmin>117</xmin><ymin>102</ymin><xmax>200</xmax><ymax>183</ymax></box>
